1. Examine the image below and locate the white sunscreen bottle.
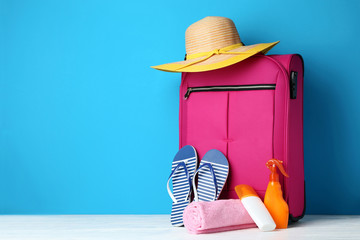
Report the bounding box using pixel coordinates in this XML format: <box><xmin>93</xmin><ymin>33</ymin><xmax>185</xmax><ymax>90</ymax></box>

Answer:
<box><xmin>235</xmin><ymin>184</ymin><xmax>276</xmax><ymax>231</ymax></box>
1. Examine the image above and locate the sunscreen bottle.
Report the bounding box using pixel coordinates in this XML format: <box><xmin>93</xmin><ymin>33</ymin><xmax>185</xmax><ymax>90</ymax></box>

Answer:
<box><xmin>235</xmin><ymin>184</ymin><xmax>276</xmax><ymax>232</ymax></box>
<box><xmin>264</xmin><ymin>159</ymin><xmax>290</xmax><ymax>229</ymax></box>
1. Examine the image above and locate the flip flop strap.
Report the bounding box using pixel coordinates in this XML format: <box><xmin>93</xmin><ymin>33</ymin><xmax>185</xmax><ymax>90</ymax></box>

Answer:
<box><xmin>192</xmin><ymin>162</ymin><xmax>218</xmax><ymax>202</ymax></box>
<box><xmin>167</xmin><ymin>161</ymin><xmax>191</xmax><ymax>203</ymax></box>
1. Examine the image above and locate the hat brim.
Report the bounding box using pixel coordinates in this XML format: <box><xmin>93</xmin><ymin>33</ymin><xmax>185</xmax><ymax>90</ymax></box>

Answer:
<box><xmin>151</xmin><ymin>41</ymin><xmax>279</xmax><ymax>73</ymax></box>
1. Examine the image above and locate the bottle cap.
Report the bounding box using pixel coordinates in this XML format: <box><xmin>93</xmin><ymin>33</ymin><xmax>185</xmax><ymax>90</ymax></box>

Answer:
<box><xmin>235</xmin><ymin>184</ymin><xmax>259</xmax><ymax>200</ymax></box>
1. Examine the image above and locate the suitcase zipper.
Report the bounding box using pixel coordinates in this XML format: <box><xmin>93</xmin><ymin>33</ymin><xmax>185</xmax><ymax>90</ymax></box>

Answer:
<box><xmin>184</xmin><ymin>84</ymin><xmax>276</xmax><ymax>99</ymax></box>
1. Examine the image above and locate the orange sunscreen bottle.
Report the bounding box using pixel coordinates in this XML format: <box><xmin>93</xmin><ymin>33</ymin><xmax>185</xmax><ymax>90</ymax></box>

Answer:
<box><xmin>264</xmin><ymin>159</ymin><xmax>290</xmax><ymax>229</ymax></box>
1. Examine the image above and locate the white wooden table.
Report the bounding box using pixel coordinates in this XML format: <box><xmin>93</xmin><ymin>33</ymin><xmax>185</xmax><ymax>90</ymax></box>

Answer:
<box><xmin>0</xmin><ymin>215</ymin><xmax>359</xmax><ymax>240</ymax></box>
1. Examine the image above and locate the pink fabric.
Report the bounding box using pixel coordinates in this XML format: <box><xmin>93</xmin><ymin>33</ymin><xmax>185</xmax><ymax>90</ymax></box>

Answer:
<box><xmin>180</xmin><ymin>56</ymin><xmax>280</xmax><ymax>200</ymax></box>
<box><xmin>183</xmin><ymin>199</ymin><xmax>256</xmax><ymax>234</ymax></box>
<box><xmin>272</xmin><ymin>54</ymin><xmax>305</xmax><ymax>217</ymax></box>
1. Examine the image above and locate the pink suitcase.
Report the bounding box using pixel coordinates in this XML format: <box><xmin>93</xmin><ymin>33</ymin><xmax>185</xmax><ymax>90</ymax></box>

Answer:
<box><xmin>179</xmin><ymin>54</ymin><xmax>305</xmax><ymax>221</ymax></box>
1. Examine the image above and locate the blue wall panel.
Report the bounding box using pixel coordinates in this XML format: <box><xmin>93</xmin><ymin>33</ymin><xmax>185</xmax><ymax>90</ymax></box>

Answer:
<box><xmin>1</xmin><ymin>0</ymin><xmax>359</xmax><ymax>214</ymax></box>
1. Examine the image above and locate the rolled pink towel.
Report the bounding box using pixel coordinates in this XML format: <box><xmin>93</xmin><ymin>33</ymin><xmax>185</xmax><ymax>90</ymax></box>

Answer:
<box><xmin>183</xmin><ymin>199</ymin><xmax>256</xmax><ymax>234</ymax></box>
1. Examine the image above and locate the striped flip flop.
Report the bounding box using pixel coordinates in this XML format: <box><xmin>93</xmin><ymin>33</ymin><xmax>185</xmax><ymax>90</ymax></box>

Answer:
<box><xmin>167</xmin><ymin>145</ymin><xmax>197</xmax><ymax>226</ymax></box>
<box><xmin>193</xmin><ymin>149</ymin><xmax>229</xmax><ymax>202</ymax></box>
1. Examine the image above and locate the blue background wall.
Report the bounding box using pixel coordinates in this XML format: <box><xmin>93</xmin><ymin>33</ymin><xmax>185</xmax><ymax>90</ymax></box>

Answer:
<box><xmin>1</xmin><ymin>0</ymin><xmax>359</xmax><ymax>214</ymax></box>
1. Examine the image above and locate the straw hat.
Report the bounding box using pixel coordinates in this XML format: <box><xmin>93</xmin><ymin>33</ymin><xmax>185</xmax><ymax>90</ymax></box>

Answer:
<box><xmin>152</xmin><ymin>16</ymin><xmax>279</xmax><ymax>72</ymax></box>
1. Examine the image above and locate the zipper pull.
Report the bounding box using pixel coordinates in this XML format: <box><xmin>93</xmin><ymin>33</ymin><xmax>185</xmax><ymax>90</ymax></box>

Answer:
<box><xmin>184</xmin><ymin>88</ymin><xmax>192</xmax><ymax>100</ymax></box>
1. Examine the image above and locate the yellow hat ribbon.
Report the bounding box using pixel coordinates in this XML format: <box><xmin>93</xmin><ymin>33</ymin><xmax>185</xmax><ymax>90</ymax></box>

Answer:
<box><xmin>175</xmin><ymin>43</ymin><xmax>251</xmax><ymax>70</ymax></box>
